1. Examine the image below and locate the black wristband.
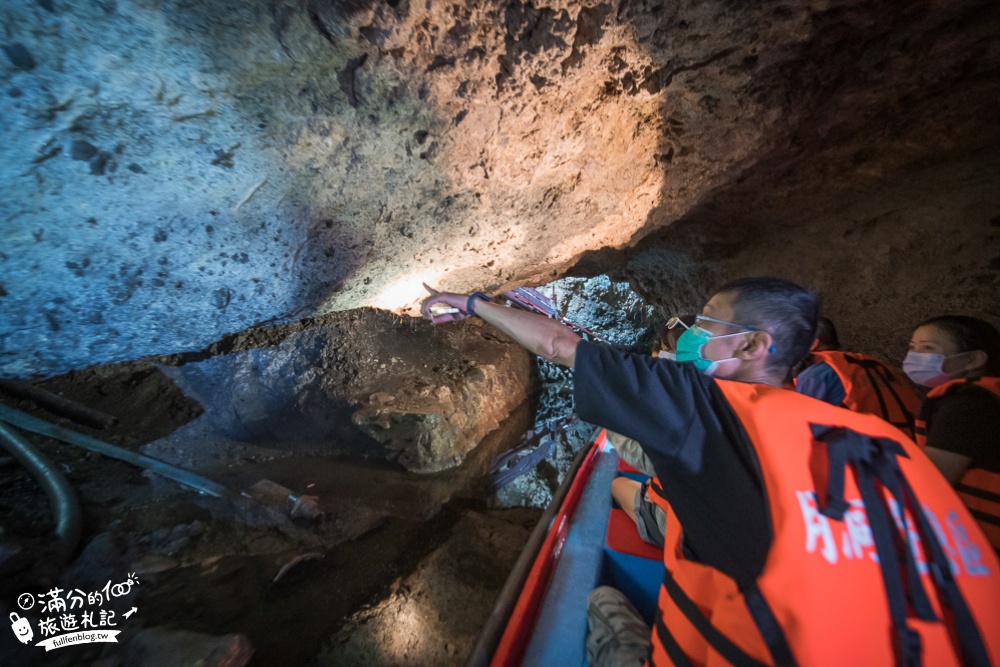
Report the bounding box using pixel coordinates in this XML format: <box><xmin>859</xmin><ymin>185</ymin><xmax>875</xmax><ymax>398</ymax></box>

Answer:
<box><xmin>467</xmin><ymin>292</ymin><xmax>489</xmax><ymax>318</ymax></box>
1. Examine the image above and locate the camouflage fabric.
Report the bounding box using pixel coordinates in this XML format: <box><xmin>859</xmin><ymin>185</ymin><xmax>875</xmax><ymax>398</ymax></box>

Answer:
<box><xmin>609</xmin><ymin>431</ymin><xmax>667</xmax><ymax>546</ymax></box>
<box><xmin>586</xmin><ymin>585</ymin><xmax>651</xmax><ymax>667</ymax></box>
<box><xmin>634</xmin><ymin>480</ymin><xmax>666</xmax><ymax>547</ymax></box>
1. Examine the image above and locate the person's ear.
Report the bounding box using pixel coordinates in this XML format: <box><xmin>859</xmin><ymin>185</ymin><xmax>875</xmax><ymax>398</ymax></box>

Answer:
<box><xmin>736</xmin><ymin>331</ymin><xmax>771</xmax><ymax>360</ymax></box>
<box><xmin>963</xmin><ymin>349</ymin><xmax>989</xmax><ymax>373</ymax></box>
<box><xmin>810</xmin><ymin>338</ymin><xmax>819</xmax><ymax>352</ymax></box>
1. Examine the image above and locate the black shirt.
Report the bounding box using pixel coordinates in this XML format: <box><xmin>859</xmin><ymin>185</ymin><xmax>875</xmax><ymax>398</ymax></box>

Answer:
<box><xmin>923</xmin><ymin>381</ymin><xmax>1000</xmax><ymax>474</ymax></box>
<box><xmin>573</xmin><ymin>340</ymin><xmax>771</xmax><ymax>588</ymax></box>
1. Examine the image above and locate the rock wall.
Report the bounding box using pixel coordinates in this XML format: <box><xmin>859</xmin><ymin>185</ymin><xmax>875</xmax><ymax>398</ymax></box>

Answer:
<box><xmin>2</xmin><ymin>0</ymin><xmax>998</xmax><ymax>377</ymax></box>
<box><xmin>490</xmin><ymin>275</ymin><xmax>660</xmax><ymax>508</ymax></box>
<box><xmin>158</xmin><ymin>308</ymin><xmax>533</xmax><ymax>473</ymax></box>
<box><xmin>621</xmin><ymin>150</ymin><xmax>1000</xmax><ymax>366</ymax></box>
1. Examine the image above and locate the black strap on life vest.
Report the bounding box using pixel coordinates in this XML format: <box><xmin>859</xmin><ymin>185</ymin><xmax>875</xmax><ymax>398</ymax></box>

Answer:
<box><xmin>653</xmin><ymin>614</ymin><xmax>696</xmax><ymax>667</ymax></box>
<box><xmin>956</xmin><ymin>484</ymin><xmax>1000</xmax><ymax>509</ymax></box>
<box><xmin>743</xmin><ymin>584</ymin><xmax>797</xmax><ymax>667</ymax></box>
<box><xmin>811</xmin><ymin>424</ymin><xmax>991</xmax><ymax>667</ymax></box>
<box><xmin>660</xmin><ymin>570</ymin><xmax>775</xmax><ymax>667</ymax></box>
<box><xmin>919</xmin><ymin>378</ymin><xmax>1000</xmax><ymax>446</ymax></box>
<box><xmin>843</xmin><ymin>356</ymin><xmax>916</xmax><ymax>435</ymax></box>
<box><xmin>966</xmin><ymin>507</ymin><xmax>1000</xmax><ymax>529</ymax></box>
<box><xmin>895</xmin><ymin>470</ymin><xmax>994</xmax><ymax>667</ymax></box>
<box><xmin>817</xmin><ymin>427</ymin><xmax>937</xmax><ymax>622</ymax></box>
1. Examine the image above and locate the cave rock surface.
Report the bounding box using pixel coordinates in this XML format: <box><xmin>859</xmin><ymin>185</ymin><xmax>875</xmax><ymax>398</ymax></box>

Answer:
<box><xmin>1</xmin><ymin>0</ymin><xmax>998</xmax><ymax>376</ymax></box>
<box><xmin>159</xmin><ymin>308</ymin><xmax>532</xmax><ymax>473</ymax></box>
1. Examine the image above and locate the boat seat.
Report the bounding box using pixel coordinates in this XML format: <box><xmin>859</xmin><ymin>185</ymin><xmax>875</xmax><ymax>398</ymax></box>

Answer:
<box><xmin>617</xmin><ymin>458</ymin><xmax>649</xmax><ymax>483</ymax></box>
<box><xmin>603</xmin><ymin>508</ymin><xmax>664</xmax><ymax>624</ymax></box>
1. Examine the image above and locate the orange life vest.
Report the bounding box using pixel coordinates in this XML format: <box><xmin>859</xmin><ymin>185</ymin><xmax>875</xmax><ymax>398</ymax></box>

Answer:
<box><xmin>646</xmin><ymin>381</ymin><xmax>1000</xmax><ymax>667</ymax></box>
<box><xmin>915</xmin><ymin>376</ymin><xmax>1000</xmax><ymax>553</ymax></box>
<box><xmin>808</xmin><ymin>350</ymin><xmax>922</xmax><ymax>439</ymax></box>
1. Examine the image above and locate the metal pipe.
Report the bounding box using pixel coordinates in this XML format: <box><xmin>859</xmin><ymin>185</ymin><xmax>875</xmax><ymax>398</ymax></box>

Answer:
<box><xmin>0</xmin><ymin>404</ymin><xmax>240</xmax><ymax>502</ymax></box>
<box><xmin>0</xmin><ymin>421</ymin><xmax>82</xmax><ymax>563</ymax></box>
<box><xmin>0</xmin><ymin>379</ymin><xmax>118</xmax><ymax>429</ymax></box>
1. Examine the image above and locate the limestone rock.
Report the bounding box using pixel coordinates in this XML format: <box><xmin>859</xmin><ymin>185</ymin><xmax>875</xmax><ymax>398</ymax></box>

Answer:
<box><xmin>2</xmin><ymin>0</ymin><xmax>996</xmax><ymax>378</ymax></box>
<box><xmin>159</xmin><ymin>308</ymin><xmax>533</xmax><ymax>472</ymax></box>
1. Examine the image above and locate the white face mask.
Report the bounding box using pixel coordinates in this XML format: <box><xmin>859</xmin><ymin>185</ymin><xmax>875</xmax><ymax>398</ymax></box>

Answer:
<box><xmin>701</xmin><ymin>355</ymin><xmax>740</xmax><ymax>377</ymax></box>
<box><xmin>659</xmin><ymin>351</ymin><xmax>677</xmax><ymax>361</ymax></box>
<box><xmin>902</xmin><ymin>351</ymin><xmax>958</xmax><ymax>387</ymax></box>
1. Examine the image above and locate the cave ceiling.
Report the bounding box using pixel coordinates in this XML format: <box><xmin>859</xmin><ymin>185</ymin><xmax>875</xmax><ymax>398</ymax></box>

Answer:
<box><xmin>2</xmin><ymin>0</ymin><xmax>998</xmax><ymax>377</ymax></box>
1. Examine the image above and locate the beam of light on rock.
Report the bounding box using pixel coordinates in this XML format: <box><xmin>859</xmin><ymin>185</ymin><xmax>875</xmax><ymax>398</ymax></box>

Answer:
<box><xmin>371</xmin><ymin>269</ymin><xmax>447</xmax><ymax>313</ymax></box>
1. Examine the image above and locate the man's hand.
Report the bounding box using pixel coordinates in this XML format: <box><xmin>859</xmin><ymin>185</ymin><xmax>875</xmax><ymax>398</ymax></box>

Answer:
<box><xmin>420</xmin><ymin>283</ymin><xmax>581</xmax><ymax>368</ymax></box>
<box><xmin>420</xmin><ymin>284</ymin><xmax>472</xmax><ymax>324</ymax></box>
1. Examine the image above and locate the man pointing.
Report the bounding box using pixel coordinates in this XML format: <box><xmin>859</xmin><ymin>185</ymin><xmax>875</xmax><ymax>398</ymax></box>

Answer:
<box><xmin>422</xmin><ymin>278</ymin><xmax>999</xmax><ymax>667</ymax></box>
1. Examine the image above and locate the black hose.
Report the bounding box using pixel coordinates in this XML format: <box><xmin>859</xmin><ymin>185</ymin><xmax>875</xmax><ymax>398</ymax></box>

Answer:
<box><xmin>0</xmin><ymin>403</ymin><xmax>240</xmax><ymax>502</ymax></box>
<box><xmin>0</xmin><ymin>379</ymin><xmax>117</xmax><ymax>429</ymax></box>
<box><xmin>0</xmin><ymin>421</ymin><xmax>82</xmax><ymax>563</ymax></box>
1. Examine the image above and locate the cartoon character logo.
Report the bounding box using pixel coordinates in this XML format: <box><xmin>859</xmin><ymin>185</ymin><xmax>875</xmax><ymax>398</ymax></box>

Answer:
<box><xmin>9</xmin><ymin>612</ymin><xmax>33</xmax><ymax>644</ymax></box>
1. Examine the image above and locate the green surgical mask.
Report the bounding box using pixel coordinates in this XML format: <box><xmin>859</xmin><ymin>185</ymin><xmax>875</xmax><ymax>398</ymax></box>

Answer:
<box><xmin>675</xmin><ymin>325</ymin><xmax>750</xmax><ymax>376</ymax></box>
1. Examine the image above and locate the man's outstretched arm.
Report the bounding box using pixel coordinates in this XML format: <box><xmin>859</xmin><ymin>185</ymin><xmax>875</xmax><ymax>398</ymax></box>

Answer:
<box><xmin>421</xmin><ymin>291</ymin><xmax>581</xmax><ymax>368</ymax></box>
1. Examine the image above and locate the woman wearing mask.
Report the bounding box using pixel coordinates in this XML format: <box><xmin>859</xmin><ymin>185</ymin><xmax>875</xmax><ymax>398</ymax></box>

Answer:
<box><xmin>905</xmin><ymin>315</ymin><xmax>1000</xmax><ymax>552</ymax></box>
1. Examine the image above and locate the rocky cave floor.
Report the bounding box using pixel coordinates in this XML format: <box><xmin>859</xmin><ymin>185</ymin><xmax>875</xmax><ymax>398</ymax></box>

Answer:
<box><xmin>0</xmin><ymin>315</ymin><xmax>550</xmax><ymax>667</ymax></box>
<box><xmin>0</xmin><ymin>277</ymin><xmax>653</xmax><ymax>666</ymax></box>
